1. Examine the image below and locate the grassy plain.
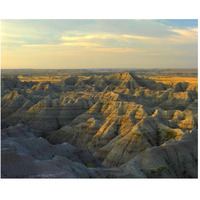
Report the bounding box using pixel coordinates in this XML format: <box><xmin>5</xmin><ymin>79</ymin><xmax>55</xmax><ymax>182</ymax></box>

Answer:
<box><xmin>18</xmin><ymin>75</ymin><xmax>68</xmax><ymax>83</ymax></box>
<box><xmin>18</xmin><ymin>75</ymin><xmax>90</xmax><ymax>83</ymax></box>
<box><xmin>142</xmin><ymin>76</ymin><xmax>198</xmax><ymax>85</ymax></box>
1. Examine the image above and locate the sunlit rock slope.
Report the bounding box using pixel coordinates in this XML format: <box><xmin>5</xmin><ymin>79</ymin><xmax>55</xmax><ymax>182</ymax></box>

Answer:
<box><xmin>1</xmin><ymin>72</ymin><xmax>198</xmax><ymax>178</ymax></box>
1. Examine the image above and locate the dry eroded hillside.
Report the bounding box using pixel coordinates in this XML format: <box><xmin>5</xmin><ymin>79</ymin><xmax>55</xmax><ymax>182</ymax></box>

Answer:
<box><xmin>1</xmin><ymin>71</ymin><xmax>198</xmax><ymax>178</ymax></box>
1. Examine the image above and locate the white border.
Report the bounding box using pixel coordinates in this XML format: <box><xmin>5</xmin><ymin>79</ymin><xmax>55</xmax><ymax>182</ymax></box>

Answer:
<box><xmin>0</xmin><ymin>1</ymin><xmax>199</xmax><ymax>200</ymax></box>
<box><xmin>0</xmin><ymin>0</ymin><xmax>199</xmax><ymax>19</ymax></box>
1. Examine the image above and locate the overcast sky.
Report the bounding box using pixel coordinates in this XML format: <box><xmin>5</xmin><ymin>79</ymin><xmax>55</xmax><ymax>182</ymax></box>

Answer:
<box><xmin>1</xmin><ymin>19</ymin><xmax>198</xmax><ymax>69</ymax></box>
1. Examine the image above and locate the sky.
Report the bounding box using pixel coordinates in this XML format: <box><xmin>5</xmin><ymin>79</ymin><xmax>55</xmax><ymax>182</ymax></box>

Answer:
<box><xmin>1</xmin><ymin>19</ymin><xmax>198</xmax><ymax>69</ymax></box>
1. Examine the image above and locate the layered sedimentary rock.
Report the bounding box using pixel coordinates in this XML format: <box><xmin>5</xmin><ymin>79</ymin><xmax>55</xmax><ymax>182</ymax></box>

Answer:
<box><xmin>2</xmin><ymin>124</ymin><xmax>126</xmax><ymax>178</ymax></box>
<box><xmin>1</xmin><ymin>72</ymin><xmax>198</xmax><ymax>178</ymax></box>
<box><xmin>121</xmin><ymin>130</ymin><xmax>197</xmax><ymax>178</ymax></box>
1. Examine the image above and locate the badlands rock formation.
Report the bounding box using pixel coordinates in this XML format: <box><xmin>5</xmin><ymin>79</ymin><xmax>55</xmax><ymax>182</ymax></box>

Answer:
<box><xmin>121</xmin><ymin>129</ymin><xmax>197</xmax><ymax>178</ymax></box>
<box><xmin>2</xmin><ymin>124</ymin><xmax>129</xmax><ymax>178</ymax></box>
<box><xmin>1</xmin><ymin>72</ymin><xmax>198</xmax><ymax>178</ymax></box>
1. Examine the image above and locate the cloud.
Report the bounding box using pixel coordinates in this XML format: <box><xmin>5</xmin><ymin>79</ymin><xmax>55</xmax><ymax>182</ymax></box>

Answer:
<box><xmin>120</xmin><ymin>28</ymin><xmax>197</xmax><ymax>45</ymax></box>
<box><xmin>23</xmin><ymin>42</ymin><xmax>102</xmax><ymax>48</ymax></box>
<box><xmin>1</xmin><ymin>39</ymin><xmax>25</xmax><ymax>44</ymax></box>
<box><xmin>1</xmin><ymin>33</ymin><xmax>22</xmax><ymax>38</ymax></box>
<box><xmin>121</xmin><ymin>34</ymin><xmax>155</xmax><ymax>40</ymax></box>
<box><xmin>156</xmin><ymin>19</ymin><xmax>198</xmax><ymax>29</ymax></box>
<box><xmin>2</xmin><ymin>20</ymin><xmax>198</xmax><ymax>51</ymax></box>
<box><xmin>60</xmin><ymin>33</ymin><xmax>125</xmax><ymax>44</ymax></box>
<box><xmin>1</xmin><ymin>20</ymin><xmax>198</xmax><ymax>69</ymax></box>
<box><xmin>94</xmin><ymin>48</ymin><xmax>146</xmax><ymax>53</ymax></box>
<box><xmin>60</xmin><ymin>32</ymin><xmax>160</xmax><ymax>43</ymax></box>
<box><xmin>169</xmin><ymin>28</ymin><xmax>198</xmax><ymax>44</ymax></box>
<box><xmin>62</xmin><ymin>42</ymin><xmax>102</xmax><ymax>47</ymax></box>
<box><xmin>4</xmin><ymin>19</ymin><xmax>196</xmax><ymax>38</ymax></box>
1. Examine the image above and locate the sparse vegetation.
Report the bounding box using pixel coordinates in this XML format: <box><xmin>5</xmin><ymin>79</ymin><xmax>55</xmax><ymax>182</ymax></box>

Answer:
<box><xmin>87</xmin><ymin>163</ymin><xmax>94</xmax><ymax>168</ymax></box>
<box><xmin>157</xmin><ymin>165</ymin><xmax>164</xmax><ymax>171</ymax></box>
<box><xmin>164</xmin><ymin>130</ymin><xmax>177</xmax><ymax>141</ymax></box>
<box><xmin>143</xmin><ymin>75</ymin><xmax>197</xmax><ymax>85</ymax></box>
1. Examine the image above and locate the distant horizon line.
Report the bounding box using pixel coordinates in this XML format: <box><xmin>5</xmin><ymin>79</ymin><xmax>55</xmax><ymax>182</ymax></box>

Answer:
<box><xmin>1</xmin><ymin>67</ymin><xmax>198</xmax><ymax>70</ymax></box>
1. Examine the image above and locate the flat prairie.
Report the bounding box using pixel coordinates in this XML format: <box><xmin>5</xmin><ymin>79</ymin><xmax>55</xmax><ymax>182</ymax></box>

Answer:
<box><xmin>142</xmin><ymin>75</ymin><xmax>198</xmax><ymax>85</ymax></box>
<box><xmin>19</xmin><ymin>75</ymin><xmax>91</xmax><ymax>83</ymax></box>
<box><xmin>18</xmin><ymin>75</ymin><xmax>69</xmax><ymax>83</ymax></box>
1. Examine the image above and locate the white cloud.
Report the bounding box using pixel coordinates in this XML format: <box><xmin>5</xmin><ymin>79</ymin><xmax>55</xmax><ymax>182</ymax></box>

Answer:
<box><xmin>94</xmin><ymin>48</ymin><xmax>146</xmax><ymax>53</ymax></box>
<box><xmin>169</xmin><ymin>28</ymin><xmax>198</xmax><ymax>44</ymax></box>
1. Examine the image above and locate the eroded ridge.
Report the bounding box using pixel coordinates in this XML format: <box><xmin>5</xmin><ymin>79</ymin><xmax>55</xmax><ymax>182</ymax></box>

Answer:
<box><xmin>1</xmin><ymin>71</ymin><xmax>198</xmax><ymax>178</ymax></box>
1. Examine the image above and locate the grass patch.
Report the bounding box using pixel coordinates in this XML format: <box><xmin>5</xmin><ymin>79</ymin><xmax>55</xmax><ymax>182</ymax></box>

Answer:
<box><xmin>164</xmin><ymin>130</ymin><xmax>177</xmax><ymax>141</ymax></box>
<box><xmin>157</xmin><ymin>165</ymin><xmax>164</xmax><ymax>171</ymax></box>
<box><xmin>87</xmin><ymin>163</ymin><xmax>94</xmax><ymax>168</ymax></box>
